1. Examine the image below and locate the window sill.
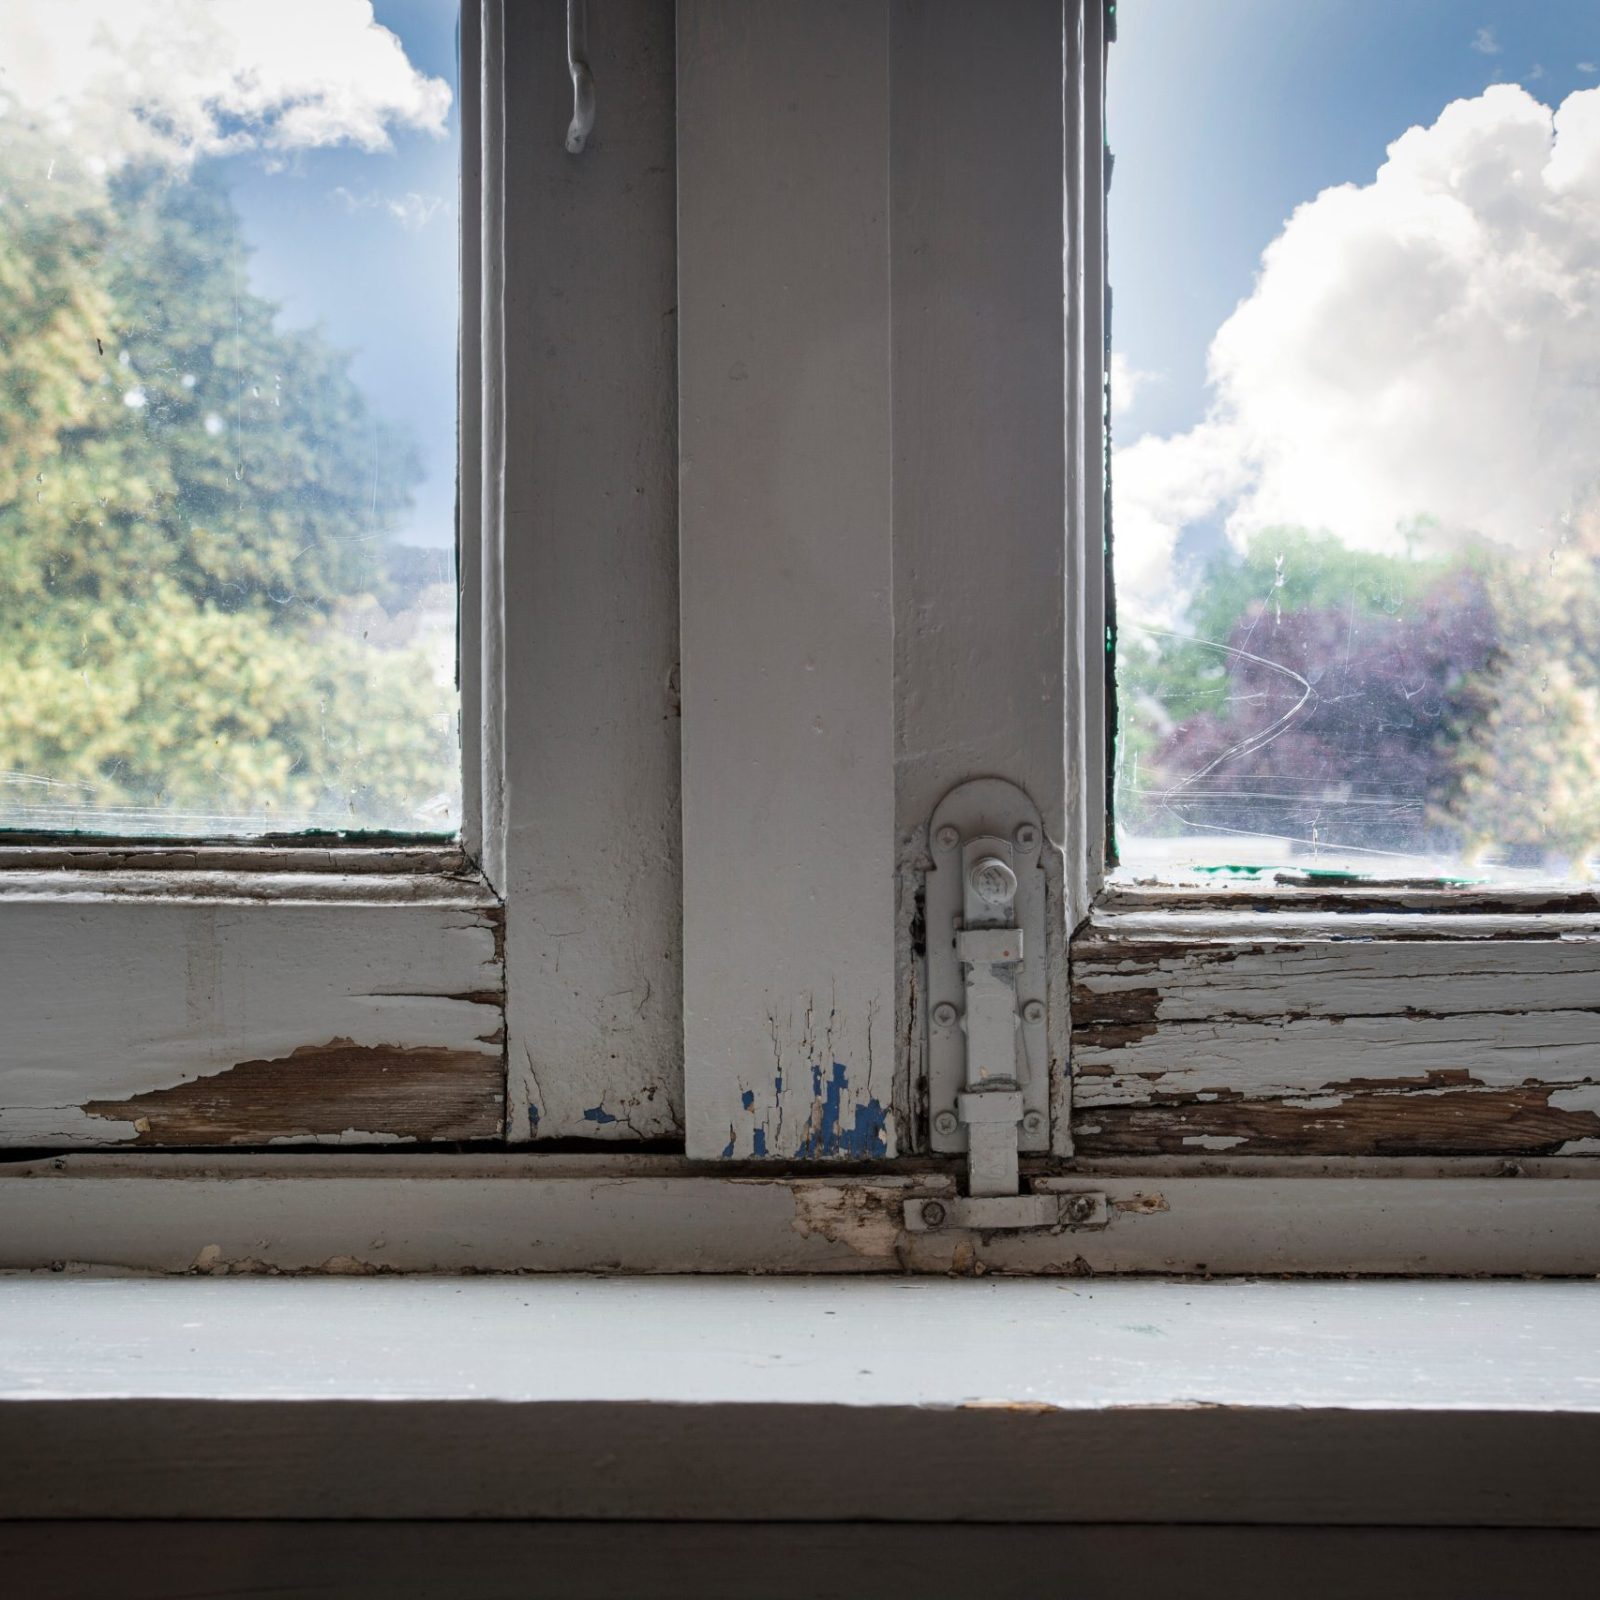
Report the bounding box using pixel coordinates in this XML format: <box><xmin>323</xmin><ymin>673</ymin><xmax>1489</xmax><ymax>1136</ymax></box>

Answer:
<box><xmin>3</xmin><ymin>1275</ymin><xmax>1598</xmax><ymax>1525</ymax></box>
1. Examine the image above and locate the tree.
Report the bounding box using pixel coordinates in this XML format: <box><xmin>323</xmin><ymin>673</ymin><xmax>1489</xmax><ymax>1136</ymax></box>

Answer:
<box><xmin>1444</xmin><ymin>526</ymin><xmax>1600</xmax><ymax>869</ymax></box>
<box><xmin>1118</xmin><ymin>530</ymin><xmax>1500</xmax><ymax>859</ymax></box>
<box><xmin>0</xmin><ymin>159</ymin><xmax>454</xmax><ymax>831</ymax></box>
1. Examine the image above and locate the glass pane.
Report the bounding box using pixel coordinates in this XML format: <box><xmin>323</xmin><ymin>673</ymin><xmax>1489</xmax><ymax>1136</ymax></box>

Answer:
<box><xmin>1110</xmin><ymin>1</ymin><xmax>1600</xmax><ymax>883</ymax></box>
<box><xmin>0</xmin><ymin>0</ymin><xmax>460</xmax><ymax>836</ymax></box>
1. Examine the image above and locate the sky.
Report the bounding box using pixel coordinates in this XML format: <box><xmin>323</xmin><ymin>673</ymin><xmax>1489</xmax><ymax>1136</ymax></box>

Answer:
<box><xmin>0</xmin><ymin>0</ymin><xmax>460</xmax><ymax>552</ymax></box>
<box><xmin>1110</xmin><ymin>0</ymin><xmax>1600</xmax><ymax>624</ymax></box>
<box><xmin>226</xmin><ymin>0</ymin><xmax>460</xmax><ymax>552</ymax></box>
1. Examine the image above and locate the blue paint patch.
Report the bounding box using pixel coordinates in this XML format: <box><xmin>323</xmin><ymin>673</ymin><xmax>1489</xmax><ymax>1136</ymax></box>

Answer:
<box><xmin>741</xmin><ymin>1089</ymin><xmax>755</xmax><ymax>1111</ymax></box>
<box><xmin>795</xmin><ymin>1062</ymin><xmax>889</xmax><ymax>1159</ymax></box>
<box><xmin>774</xmin><ymin>1074</ymin><xmax>783</xmax><ymax>1096</ymax></box>
<box><xmin>752</xmin><ymin>1128</ymin><xmax>768</xmax><ymax>1157</ymax></box>
<box><xmin>528</xmin><ymin>1105</ymin><xmax>541</xmax><ymax>1136</ymax></box>
<box><xmin>721</xmin><ymin>1134</ymin><xmax>736</xmax><ymax>1158</ymax></box>
<box><xmin>583</xmin><ymin>1103</ymin><xmax>619</xmax><ymax>1125</ymax></box>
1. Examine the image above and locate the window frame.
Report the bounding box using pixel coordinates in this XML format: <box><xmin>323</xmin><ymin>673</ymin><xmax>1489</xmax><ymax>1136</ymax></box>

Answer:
<box><xmin>4</xmin><ymin>0</ymin><xmax>1599</xmax><ymax>1278</ymax></box>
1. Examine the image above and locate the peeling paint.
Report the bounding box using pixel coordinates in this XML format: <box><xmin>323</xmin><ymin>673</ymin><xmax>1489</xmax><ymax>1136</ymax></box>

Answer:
<box><xmin>1073</xmin><ymin>910</ymin><xmax>1600</xmax><ymax>1156</ymax></box>
<box><xmin>582</xmin><ymin>1103</ymin><xmax>620</xmax><ymax>1125</ymax></box>
<box><xmin>81</xmin><ymin>1040</ymin><xmax>502</xmax><ymax>1147</ymax></box>
<box><xmin>789</xmin><ymin>1180</ymin><xmax>907</xmax><ymax>1259</ymax></box>
<box><xmin>795</xmin><ymin>1062</ymin><xmax>890</xmax><ymax>1158</ymax></box>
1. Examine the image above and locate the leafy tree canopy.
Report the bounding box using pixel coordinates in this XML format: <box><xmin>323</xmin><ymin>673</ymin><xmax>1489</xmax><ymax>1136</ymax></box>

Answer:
<box><xmin>0</xmin><ymin>157</ymin><xmax>454</xmax><ymax>833</ymax></box>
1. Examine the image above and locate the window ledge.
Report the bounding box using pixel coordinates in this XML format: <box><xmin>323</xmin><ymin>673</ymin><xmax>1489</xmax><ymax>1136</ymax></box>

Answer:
<box><xmin>4</xmin><ymin>1275</ymin><xmax>1599</xmax><ymax>1525</ymax></box>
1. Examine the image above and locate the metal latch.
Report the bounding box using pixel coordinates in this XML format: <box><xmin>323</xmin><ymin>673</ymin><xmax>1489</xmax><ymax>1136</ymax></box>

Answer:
<box><xmin>924</xmin><ymin>778</ymin><xmax>1051</xmax><ymax>1217</ymax></box>
<box><xmin>902</xmin><ymin>1186</ymin><xmax>1107</xmax><ymax>1233</ymax></box>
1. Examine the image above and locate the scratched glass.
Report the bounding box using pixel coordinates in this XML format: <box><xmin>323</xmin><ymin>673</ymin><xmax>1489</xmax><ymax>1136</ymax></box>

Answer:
<box><xmin>1110</xmin><ymin>1</ymin><xmax>1600</xmax><ymax>883</ymax></box>
<box><xmin>0</xmin><ymin>1</ymin><xmax>459</xmax><ymax>835</ymax></box>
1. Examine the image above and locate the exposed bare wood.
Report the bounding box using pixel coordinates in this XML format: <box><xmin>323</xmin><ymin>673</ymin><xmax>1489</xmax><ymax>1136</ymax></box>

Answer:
<box><xmin>82</xmin><ymin>1042</ymin><xmax>502</xmax><ymax>1147</ymax></box>
<box><xmin>0</xmin><ymin>894</ymin><xmax>503</xmax><ymax>1148</ymax></box>
<box><xmin>1072</xmin><ymin>907</ymin><xmax>1600</xmax><ymax>1156</ymax></box>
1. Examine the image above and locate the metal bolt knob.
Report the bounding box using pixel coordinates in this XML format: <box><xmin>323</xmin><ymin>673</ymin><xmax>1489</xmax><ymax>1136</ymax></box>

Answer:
<box><xmin>1063</xmin><ymin>1194</ymin><xmax>1096</xmax><ymax>1225</ymax></box>
<box><xmin>1022</xmin><ymin>999</ymin><xmax>1045</xmax><ymax>1025</ymax></box>
<box><xmin>1014</xmin><ymin>823</ymin><xmax>1039</xmax><ymax>850</ymax></box>
<box><xmin>920</xmin><ymin>1200</ymin><xmax>948</xmax><ymax>1229</ymax></box>
<box><xmin>1022</xmin><ymin>1110</ymin><xmax>1045</xmax><ymax>1135</ymax></box>
<box><xmin>968</xmin><ymin>855</ymin><xmax>1018</xmax><ymax>908</ymax></box>
<box><xmin>933</xmin><ymin>1110</ymin><xmax>959</xmax><ymax>1137</ymax></box>
<box><xmin>932</xmin><ymin>1001</ymin><xmax>959</xmax><ymax>1028</ymax></box>
<box><xmin>935</xmin><ymin>824</ymin><xmax>961</xmax><ymax>851</ymax></box>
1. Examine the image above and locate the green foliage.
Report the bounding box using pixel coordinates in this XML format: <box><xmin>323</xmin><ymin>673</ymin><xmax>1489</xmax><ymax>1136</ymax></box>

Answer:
<box><xmin>0</xmin><ymin>159</ymin><xmax>453</xmax><ymax>830</ymax></box>
<box><xmin>1120</xmin><ymin>516</ymin><xmax>1600</xmax><ymax>874</ymax></box>
<box><xmin>1445</xmin><ymin>538</ymin><xmax>1600</xmax><ymax>865</ymax></box>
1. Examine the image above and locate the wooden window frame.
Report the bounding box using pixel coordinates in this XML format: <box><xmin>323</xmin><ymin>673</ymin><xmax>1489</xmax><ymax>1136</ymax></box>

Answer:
<box><xmin>4</xmin><ymin>0</ymin><xmax>1599</xmax><ymax>1278</ymax></box>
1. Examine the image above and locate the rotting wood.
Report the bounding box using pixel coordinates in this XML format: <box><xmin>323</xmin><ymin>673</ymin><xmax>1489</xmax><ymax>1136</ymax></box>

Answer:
<box><xmin>1071</xmin><ymin>906</ymin><xmax>1600</xmax><ymax>1157</ymax></box>
<box><xmin>82</xmin><ymin>1041</ymin><xmax>503</xmax><ymax>1147</ymax></box>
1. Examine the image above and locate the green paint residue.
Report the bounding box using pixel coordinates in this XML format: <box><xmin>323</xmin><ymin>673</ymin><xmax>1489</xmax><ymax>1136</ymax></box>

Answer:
<box><xmin>1191</xmin><ymin>863</ymin><xmax>1273</xmax><ymax>878</ymax></box>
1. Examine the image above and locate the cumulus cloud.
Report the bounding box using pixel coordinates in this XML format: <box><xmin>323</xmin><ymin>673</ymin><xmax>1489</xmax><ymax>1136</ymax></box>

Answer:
<box><xmin>1471</xmin><ymin>27</ymin><xmax>1501</xmax><ymax>57</ymax></box>
<box><xmin>1108</xmin><ymin>351</ymin><xmax>1160</xmax><ymax>417</ymax></box>
<box><xmin>1115</xmin><ymin>84</ymin><xmax>1600</xmax><ymax>624</ymax></box>
<box><xmin>0</xmin><ymin>0</ymin><xmax>449</xmax><ymax>176</ymax></box>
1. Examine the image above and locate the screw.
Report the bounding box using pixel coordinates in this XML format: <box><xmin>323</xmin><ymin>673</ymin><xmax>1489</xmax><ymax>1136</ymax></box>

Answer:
<box><xmin>1063</xmin><ymin>1194</ymin><xmax>1096</xmax><ymax>1225</ymax></box>
<box><xmin>1022</xmin><ymin>999</ymin><xmax>1045</xmax><ymax>1025</ymax></box>
<box><xmin>1014</xmin><ymin>822</ymin><xmax>1039</xmax><ymax>850</ymax></box>
<box><xmin>932</xmin><ymin>1001</ymin><xmax>958</xmax><ymax>1028</ymax></box>
<box><xmin>1022</xmin><ymin>1110</ymin><xmax>1046</xmax><ymax>1136</ymax></box>
<box><xmin>920</xmin><ymin>1200</ymin><xmax>948</xmax><ymax>1229</ymax></box>
<box><xmin>935</xmin><ymin>824</ymin><xmax>960</xmax><ymax>851</ymax></box>
<box><xmin>933</xmin><ymin>1110</ymin><xmax>959</xmax><ymax>1137</ymax></box>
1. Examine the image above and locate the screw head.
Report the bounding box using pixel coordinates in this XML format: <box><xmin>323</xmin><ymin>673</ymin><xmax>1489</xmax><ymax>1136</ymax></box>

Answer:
<box><xmin>968</xmin><ymin>855</ymin><xmax>1018</xmax><ymax>907</ymax></box>
<box><xmin>935</xmin><ymin>824</ymin><xmax>961</xmax><ymax>851</ymax></box>
<box><xmin>1022</xmin><ymin>1110</ymin><xmax>1046</xmax><ymax>1136</ymax></box>
<box><xmin>1022</xmin><ymin>999</ymin><xmax>1045</xmax><ymax>1025</ymax></box>
<box><xmin>932</xmin><ymin>1001</ymin><xmax>959</xmax><ymax>1028</ymax></box>
<box><xmin>1063</xmin><ymin>1194</ymin><xmax>1096</xmax><ymax>1225</ymax></box>
<box><xmin>1014</xmin><ymin>823</ymin><xmax>1039</xmax><ymax>850</ymax></box>
<box><xmin>920</xmin><ymin>1200</ymin><xmax>948</xmax><ymax>1229</ymax></box>
<box><xmin>933</xmin><ymin>1109</ymin><xmax>959</xmax><ymax>1137</ymax></box>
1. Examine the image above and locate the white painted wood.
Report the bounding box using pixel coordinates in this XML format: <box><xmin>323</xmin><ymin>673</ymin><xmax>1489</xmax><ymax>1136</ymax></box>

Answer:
<box><xmin>6</xmin><ymin>1156</ymin><xmax>1600</xmax><ymax>1275</ymax></box>
<box><xmin>4</xmin><ymin>1277</ymin><xmax>1600</xmax><ymax>1525</ymax></box>
<box><xmin>0</xmin><ymin>886</ymin><xmax>502</xmax><ymax>1147</ymax></box>
<box><xmin>458</xmin><ymin>0</ymin><xmax>491</xmax><ymax>876</ymax></box>
<box><xmin>678</xmin><ymin>1</ymin><xmax>896</xmax><ymax>1159</ymax></box>
<box><xmin>1066</xmin><ymin>0</ymin><xmax>1109</xmax><ymax>925</ymax></box>
<box><xmin>890</xmin><ymin>2</ymin><xmax>1074</xmax><ymax>1152</ymax></box>
<box><xmin>499</xmin><ymin>0</ymin><xmax>683</xmax><ymax>1141</ymax></box>
<box><xmin>5</xmin><ymin>1523</ymin><xmax>1597</xmax><ymax>1600</ymax></box>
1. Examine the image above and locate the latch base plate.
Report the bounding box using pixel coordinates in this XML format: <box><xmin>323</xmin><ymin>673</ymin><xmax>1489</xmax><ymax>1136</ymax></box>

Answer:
<box><xmin>903</xmin><ymin>1189</ymin><xmax>1108</xmax><ymax>1233</ymax></box>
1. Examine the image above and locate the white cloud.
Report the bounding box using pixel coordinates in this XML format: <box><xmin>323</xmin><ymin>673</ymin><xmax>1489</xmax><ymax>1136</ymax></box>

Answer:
<box><xmin>0</xmin><ymin>1</ymin><xmax>449</xmax><ymax>176</ymax></box>
<box><xmin>1472</xmin><ymin>27</ymin><xmax>1501</xmax><ymax>57</ymax></box>
<box><xmin>1115</xmin><ymin>84</ymin><xmax>1600</xmax><ymax>624</ymax></box>
<box><xmin>330</xmin><ymin>186</ymin><xmax>447</xmax><ymax>230</ymax></box>
<box><xmin>1108</xmin><ymin>351</ymin><xmax>1160</xmax><ymax>417</ymax></box>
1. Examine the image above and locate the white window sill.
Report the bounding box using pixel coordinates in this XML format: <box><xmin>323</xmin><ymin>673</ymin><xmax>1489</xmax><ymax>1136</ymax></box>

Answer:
<box><xmin>3</xmin><ymin>1275</ymin><xmax>1598</xmax><ymax>1525</ymax></box>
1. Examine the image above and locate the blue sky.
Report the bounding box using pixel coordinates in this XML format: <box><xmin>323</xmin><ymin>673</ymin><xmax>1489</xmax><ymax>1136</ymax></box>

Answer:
<box><xmin>221</xmin><ymin>0</ymin><xmax>459</xmax><ymax>552</ymax></box>
<box><xmin>1110</xmin><ymin>0</ymin><xmax>1600</xmax><ymax>445</ymax></box>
